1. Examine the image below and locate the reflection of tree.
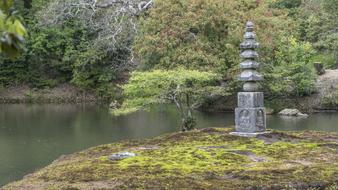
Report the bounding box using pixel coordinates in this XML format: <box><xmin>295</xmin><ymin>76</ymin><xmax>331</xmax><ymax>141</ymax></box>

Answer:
<box><xmin>114</xmin><ymin>105</ymin><xmax>178</xmax><ymax>138</ymax></box>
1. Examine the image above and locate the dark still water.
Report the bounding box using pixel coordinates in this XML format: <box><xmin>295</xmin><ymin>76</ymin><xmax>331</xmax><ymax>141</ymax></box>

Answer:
<box><xmin>0</xmin><ymin>104</ymin><xmax>337</xmax><ymax>186</ymax></box>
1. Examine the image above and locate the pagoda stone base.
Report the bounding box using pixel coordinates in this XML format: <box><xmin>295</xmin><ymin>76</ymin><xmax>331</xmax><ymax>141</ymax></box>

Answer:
<box><xmin>230</xmin><ymin>131</ymin><xmax>270</xmax><ymax>138</ymax></box>
<box><xmin>235</xmin><ymin>91</ymin><xmax>266</xmax><ymax>133</ymax></box>
<box><xmin>235</xmin><ymin>107</ymin><xmax>266</xmax><ymax>133</ymax></box>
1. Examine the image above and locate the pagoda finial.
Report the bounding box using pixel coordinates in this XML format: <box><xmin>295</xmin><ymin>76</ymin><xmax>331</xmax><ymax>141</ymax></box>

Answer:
<box><xmin>239</xmin><ymin>20</ymin><xmax>262</xmax><ymax>92</ymax></box>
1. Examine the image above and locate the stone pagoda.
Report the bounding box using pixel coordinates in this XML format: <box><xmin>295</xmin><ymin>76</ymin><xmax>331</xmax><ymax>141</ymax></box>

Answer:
<box><xmin>234</xmin><ymin>21</ymin><xmax>266</xmax><ymax>134</ymax></box>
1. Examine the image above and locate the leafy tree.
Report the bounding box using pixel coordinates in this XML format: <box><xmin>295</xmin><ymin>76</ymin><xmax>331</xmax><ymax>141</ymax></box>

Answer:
<box><xmin>0</xmin><ymin>0</ymin><xmax>27</xmax><ymax>58</ymax></box>
<box><xmin>297</xmin><ymin>0</ymin><xmax>338</xmax><ymax>68</ymax></box>
<box><xmin>0</xmin><ymin>17</ymin><xmax>91</xmax><ymax>87</ymax></box>
<box><xmin>7</xmin><ymin>0</ymin><xmax>151</xmax><ymax>96</ymax></box>
<box><xmin>265</xmin><ymin>37</ymin><xmax>316</xmax><ymax>99</ymax></box>
<box><xmin>1</xmin><ymin>0</ymin><xmax>142</xmax><ymax>99</ymax></box>
<box><xmin>38</xmin><ymin>0</ymin><xmax>152</xmax><ymax>77</ymax></box>
<box><xmin>336</xmin><ymin>85</ymin><xmax>338</xmax><ymax>105</ymax></box>
<box><xmin>270</xmin><ymin>0</ymin><xmax>302</xmax><ymax>9</ymax></box>
<box><xmin>2</xmin><ymin>0</ymin><xmax>335</xmax><ymax>103</ymax></box>
<box><xmin>113</xmin><ymin>69</ymin><xmax>223</xmax><ymax>131</ymax></box>
<box><xmin>322</xmin><ymin>0</ymin><xmax>338</xmax><ymax>68</ymax></box>
<box><xmin>134</xmin><ymin>0</ymin><xmax>296</xmax><ymax>79</ymax></box>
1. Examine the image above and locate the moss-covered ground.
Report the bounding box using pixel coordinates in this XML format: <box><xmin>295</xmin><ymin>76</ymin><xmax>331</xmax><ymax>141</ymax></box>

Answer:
<box><xmin>2</xmin><ymin>128</ymin><xmax>338</xmax><ymax>190</ymax></box>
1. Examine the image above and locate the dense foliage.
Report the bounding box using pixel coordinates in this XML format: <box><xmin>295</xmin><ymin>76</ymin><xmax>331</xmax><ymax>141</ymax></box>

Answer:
<box><xmin>0</xmin><ymin>0</ymin><xmax>336</xmax><ymax>101</ymax></box>
<box><xmin>296</xmin><ymin>0</ymin><xmax>338</xmax><ymax>68</ymax></box>
<box><xmin>114</xmin><ymin>69</ymin><xmax>222</xmax><ymax>131</ymax></box>
<box><xmin>0</xmin><ymin>15</ymin><xmax>90</xmax><ymax>87</ymax></box>
<box><xmin>265</xmin><ymin>37</ymin><xmax>316</xmax><ymax>97</ymax></box>
<box><xmin>0</xmin><ymin>0</ymin><xmax>140</xmax><ymax>99</ymax></box>
<box><xmin>133</xmin><ymin>0</ymin><xmax>324</xmax><ymax>99</ymax></box>
<box><xmin>134</xmin><ymin>0</ymin><xmax>296</xmax><ymax>77</ymax></box>
<box><xmin>0</xmin><ymin>0</ymin><xmax>27</xmax><ymax>58</ymax></box>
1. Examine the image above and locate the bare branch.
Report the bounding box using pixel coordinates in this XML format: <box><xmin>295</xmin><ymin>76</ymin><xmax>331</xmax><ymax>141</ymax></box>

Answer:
<box><xmin>37</xmin><ymin>0</ymin><xmax>153</xmax><ymax>73</ymax></box>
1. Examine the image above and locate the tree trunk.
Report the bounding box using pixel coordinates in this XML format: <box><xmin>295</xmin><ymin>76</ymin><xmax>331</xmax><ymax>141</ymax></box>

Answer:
<box><xmin>181</xmin><ymin>115</ymin><xmax>196</xmax><ymax>132</ymax></box>
<box><xmin>314</xmin><ymin>62</ymin><xmax>325</xmax><ymax>75</ymax></box>
<box><xmin>180</xmin><ymin>93</ymin><xmax>196</xmax><ymax>131</ymax></box>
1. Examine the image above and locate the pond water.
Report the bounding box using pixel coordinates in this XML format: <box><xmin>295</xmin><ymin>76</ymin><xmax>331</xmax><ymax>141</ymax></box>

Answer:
<box><xmin>0</xmin><ymin>104</ymin><xmax>337</xmax><ymax>186</ymax></box>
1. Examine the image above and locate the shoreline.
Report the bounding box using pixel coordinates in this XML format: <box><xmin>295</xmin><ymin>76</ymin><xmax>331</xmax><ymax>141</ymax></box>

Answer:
<box><xmin>0</xmin><ymin>84</ymin><xmax>110</xmax><ymax>104</ymax></box>
<box><xmin>1</xmin><ymin>97</ymin><xmax>337</xmax><ymax>114</ymax></box>
<box><xmin>2</xmin><ymin>128</ymin><xmax>337</xmax><ymax>190</ymax></box>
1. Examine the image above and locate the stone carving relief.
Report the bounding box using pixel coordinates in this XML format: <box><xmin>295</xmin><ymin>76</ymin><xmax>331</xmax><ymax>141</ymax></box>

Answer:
<box><xmin>239</xmin><ymin>109</ymin><xmax>250</xmax><ymax>128</ymax></box>
<box><xmin>256</xmin><ymin>109</ymin><xmax>265</xmax><ymax>130</ymax></box>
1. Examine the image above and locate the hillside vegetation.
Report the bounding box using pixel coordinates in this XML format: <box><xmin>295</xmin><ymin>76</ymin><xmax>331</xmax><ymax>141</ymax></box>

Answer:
<box><xmin>0</xmin><ymin>0</ymin><xmax>337</xmax><ymax>103</ymax></box>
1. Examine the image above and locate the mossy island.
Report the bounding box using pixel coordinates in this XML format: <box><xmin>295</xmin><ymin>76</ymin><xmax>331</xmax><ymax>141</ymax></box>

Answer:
<box><xmin>2</xmin><ymin>128</ymin><xmax>337</xmax><ymax>190</ymax></box>
<box><xmin>1</xmin><ymin>0</ymin><xmax>338</xmax><ymax>189</ymax></box>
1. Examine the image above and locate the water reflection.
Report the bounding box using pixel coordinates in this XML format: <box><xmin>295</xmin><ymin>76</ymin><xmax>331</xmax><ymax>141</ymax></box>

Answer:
<box><xmin>267</xmin><ymin>113</ymin><xmax>338</xmax><ymax>132</ymax></box>
<box><xmin>0</xmin><ymin>104</ymin><xmax>337</xmax><ymax>186</ymax></box>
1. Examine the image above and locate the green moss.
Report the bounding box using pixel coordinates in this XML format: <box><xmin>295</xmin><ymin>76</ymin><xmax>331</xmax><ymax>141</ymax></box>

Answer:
<box><xmin>3</xmin><ymin>128</ymin><xmax>338</xmax><ymax>190</ymax></box>
<box><xmin>118</xmin><ymin>145</ymin><xmax>249</xmax><ymax>174</ymax></box>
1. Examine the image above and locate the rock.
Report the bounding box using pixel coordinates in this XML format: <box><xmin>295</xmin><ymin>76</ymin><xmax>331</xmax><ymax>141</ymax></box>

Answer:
<box><xmin>265</xmin><ymin>108</ymin><xmax>274</xmax><ymax>115</ymax></box>
<box><xmin>109</xmin><ymin>100</ymin><xmax>120</xmax><ymax>109</ymax></box>
<box><xmin>278</xmin><ymin>109</ymin><xmax>309</xmax><ymax>117</ymax></box>
<box><xmin>108</xmin><ymin>152</ymin><xmax>136</xmax><ymax>161</ymax></box>
<box><xmin>297</xmin><ymin>113</ymin><xmax>309</xmax><ymax>117</ymax></box>
<box><xmin>278</xmin><ymin>109</ymin><xmax>299</xmax><ymax>116</ymax></box>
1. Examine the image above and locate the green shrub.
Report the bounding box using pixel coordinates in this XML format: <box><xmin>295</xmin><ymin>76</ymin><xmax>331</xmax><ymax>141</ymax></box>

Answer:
<box><xmin>0</xmin><ymin>1</ymin><xmax>125</xmax><ymax>100</ymax></box>
<box><xmin>134</xmin><ymin>0</ymin><xmax>296</xmax><ymax>79</ymax></box>
<box><xmin>296</xmin><ymin>0</ymin><xmax>338</xmax><ymax>68</ymax></box>
<box><xmin>270</xmin><ymin>0</ymin><xmax>302</xmax><ymax>9</ymax></box>
<box><xmin>336</xmin><ymin>84</ymin><xmax>338</xmax><ymax>105</ymax></box>
<box><xmin>0</xmin><ymin>12</ymin><xmax>91</xmax><ymax>88</ymax></box>
<box><xmin>0</xmin><ymin>0</ymin><xmax>27</xmax><ymax>58</ymax></box>
<box><xmin>265</xmin><ymin>37</ymin><xmax>316</xmax><ymax>97</ymax></box>
<box><xmin>114</xmin><ymin>69</ymin><xmax>223</xmax><ymax>131</ymax></box>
